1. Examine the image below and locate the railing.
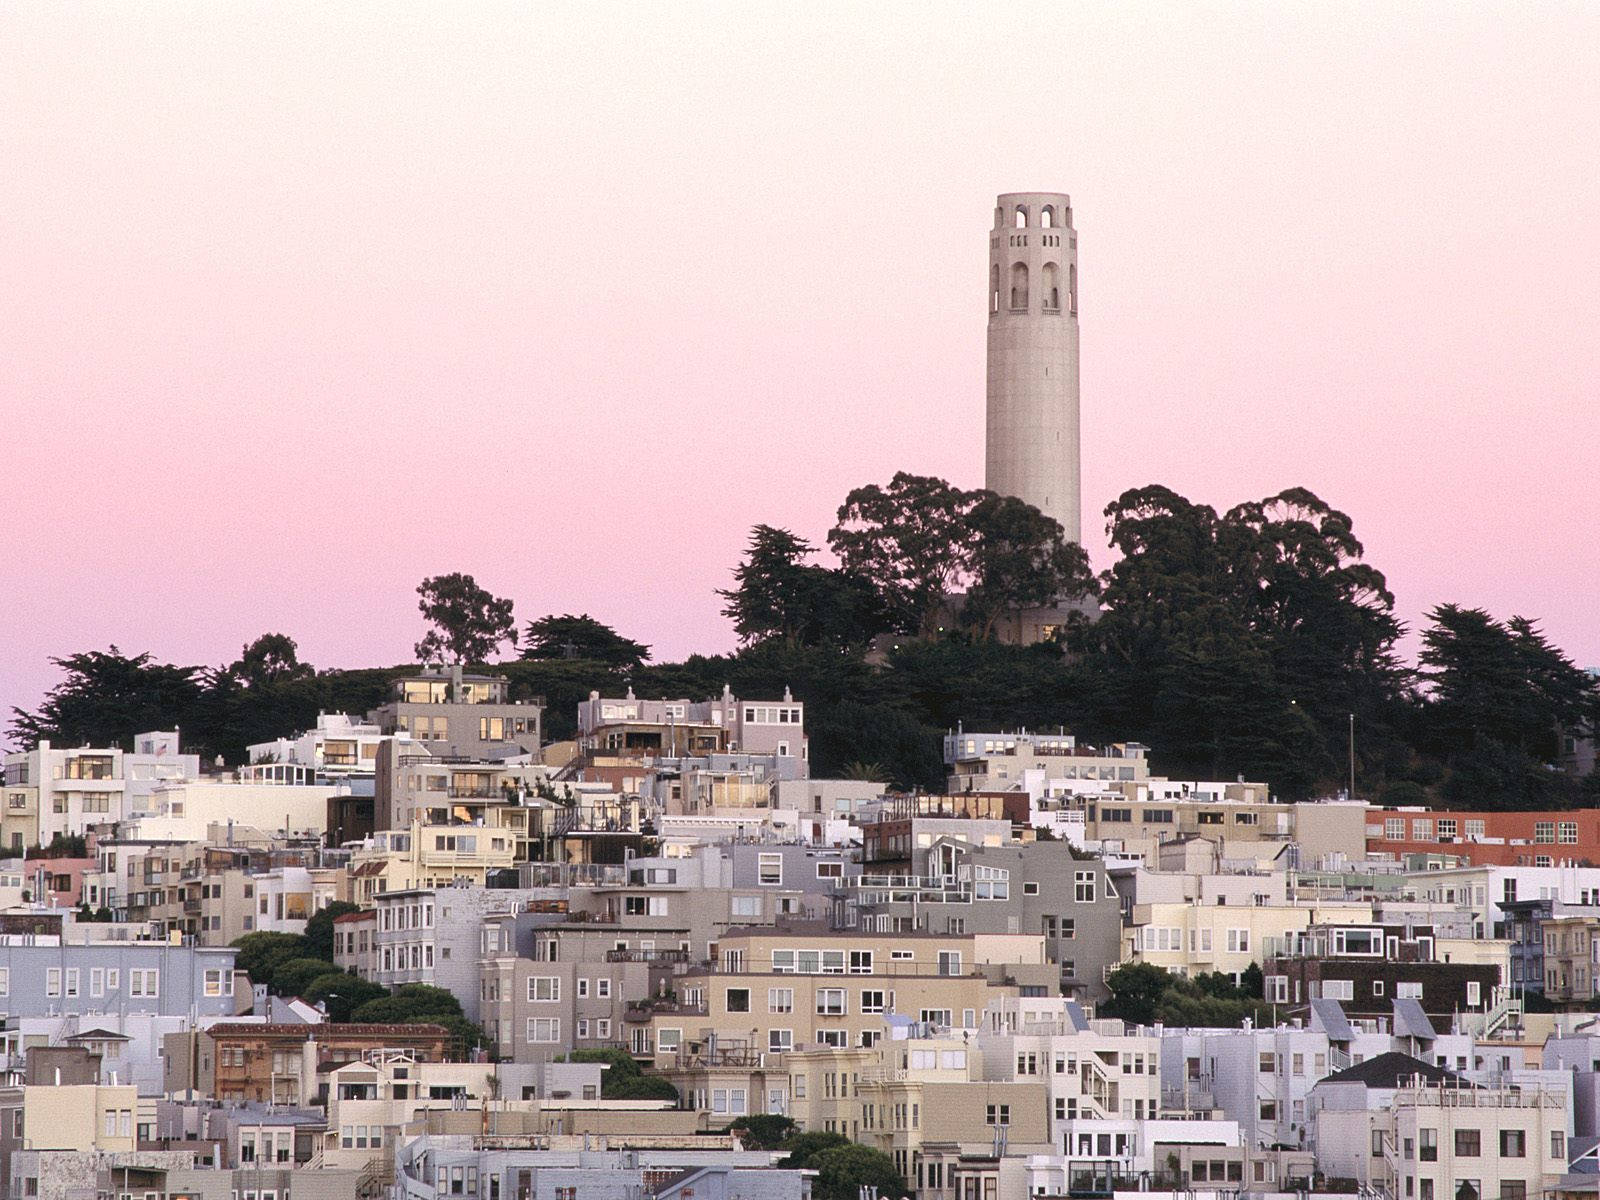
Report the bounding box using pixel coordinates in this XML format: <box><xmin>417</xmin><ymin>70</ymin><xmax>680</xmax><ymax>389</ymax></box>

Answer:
<box><xmin>1394</xmin><ymin>1083</ymin><xmax>1561</xmax><ymax>1110</ymax></box>
<box><xmin>605</xmin><ymin>948</ymin><xmax>689</xmax><ymax>964</ymax></box>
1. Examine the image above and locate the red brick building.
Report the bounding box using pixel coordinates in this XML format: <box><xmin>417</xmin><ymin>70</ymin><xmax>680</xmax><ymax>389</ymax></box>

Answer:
<box><xmin>1365</xmin><ymin>807</ymin><xmax>1600</xmax><ymax>867</ymax></box>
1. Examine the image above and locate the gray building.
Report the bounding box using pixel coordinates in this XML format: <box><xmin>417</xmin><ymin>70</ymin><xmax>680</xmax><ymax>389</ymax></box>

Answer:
<box><xmin>0</xmin><ymin>939</ymin><xmax>238</xmax><ymax>1022</ymax></box>
<box><xmin>834</xmin><ymin>837</ymin><xmax>1123</xmax><ymax>1003</ymax></box>
<box><xmin>370</xmin><ymin>667</ymin><xmax>542</xmax><ymax>761</ymax></box>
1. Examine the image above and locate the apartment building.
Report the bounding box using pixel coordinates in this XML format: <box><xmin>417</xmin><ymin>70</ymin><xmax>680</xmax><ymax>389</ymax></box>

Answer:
<box><xmin>1264</xmin><ymin>923</ymin><xmax>1500</xmax><ymax>1020</ymax></box>
<box><xmin>1</xmin><ymin>732</ymin><xmax>199</xmax><ymax>850</ymax></box>
<box><xmin>1066</xmin><ymin>792</ymin><xmax>1367</xmax><ymax>869</ymax></box>
<box><xmin>943</xmin><ymin>730</ymin><xmax>1149</xmax><ymax>793</ymax></box>
<box><xmin>1370</xmin><ymin>806</ymin><xmax>1600</xmax><ymax>867</ymax></box>
<box><xmin>857</xmin><ymin>1029</ymin><xmax>1053</xmax><ymax>1190</ymax></box>
<box><xmin>246</xmin><ymin>711</ymin><xmax>387</xmax><ymax>782</ymax></box>
<box><xmin>838</xmin><ymin>838</ymin><xmax>1122</xmax><ymax>1002</ymax></box>
<box><xmin>577</xmin><ymin>686</ymin><xmax>808</xmax><ymax>777</ymax></box>
<box><xmin>1542</xmin><ymin>912</ymin><xmax>1600</xmax><ymax>1004</ymax></box>
<box><xmin>1128</xmin><ymin>898</ymin><xmax>1373</xmax><ymax>983</ymax></box>
<box><xmin>348</xmin><ymin>821</ymin><xmax>518</xmax><ymax>903</ymax></box>
<box><xmin>370</xmin><ymin>668</ymin><xmax>543</xmax><ymax>759</ymax></box>
<box><xmin>373</xmin><ymin>742</ymin><xmax>557</xmax><ymax>857</ymax></box>
<box><xmin>0</xmin><ymin>939</ymin><xmax>238</xmax><ymax>1021</ymax></box>
<box><xmin>628</xmin><ymin>926</ymin><xmax>1048</xmax><ymax>1068</ymax></box>
<box><xmin>168</xmin><ymin>1023</ymin><xmax>454</xmax><ymax>1106</ymax></box>
<box><xmin>482</xmin><ymin>924</ymin><xmax>683</xmax><ymax>1064</ymax></box>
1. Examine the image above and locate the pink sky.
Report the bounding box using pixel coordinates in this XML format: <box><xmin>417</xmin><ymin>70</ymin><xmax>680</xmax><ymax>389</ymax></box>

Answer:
<box><xmin>3</xmin><ymin>4</ymin><xmax>1598</xmax><ymax>730</ymax></box>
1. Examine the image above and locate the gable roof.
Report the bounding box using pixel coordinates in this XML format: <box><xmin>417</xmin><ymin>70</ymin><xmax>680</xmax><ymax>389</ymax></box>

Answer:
<box><xmin>1322</xmin><ymin>1051</ymin><xmax>1468</xmax><ymax>1090</ymax></box>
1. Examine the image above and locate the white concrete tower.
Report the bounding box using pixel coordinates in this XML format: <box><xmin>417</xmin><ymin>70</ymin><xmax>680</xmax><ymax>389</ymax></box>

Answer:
<box><xmin>985</xmin><ymin>191</ymin><xmax>1080</xmax><ymax>544</ymax></box>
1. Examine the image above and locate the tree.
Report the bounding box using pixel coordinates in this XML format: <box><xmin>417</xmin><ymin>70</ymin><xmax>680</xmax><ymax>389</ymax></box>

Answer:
<box><xmin>303</xmin><ymin>901</ymin><xmax>363</xmax><ymax>962</ymax></box>
<box><xmin>414</xmin><ymin>573</ymin><xmax>516</xmax><ymax>665</ymax></box>
<box><xmin>302</xmin><ymin>972</ymin><xmax>387</xmax><ymax>1022</ymax></box>
<box><xmin>562</xmin><ymin>1048</ymin><xmax>677</xmax><ymax>1100</ymax></box>
<box><xmin>230</xmin><ymin>932</ymin><xmax>308</xmax><ymax>989</ymax></box>
<box><xmin>352</xmin><ymin>983</ymin><xmax>464</xmax><ymax>1024</ymax></box>
<box><xmin>521</xmin><ymin>614</ymin><xmax>651</xmax><ymax>672</ymax></box>
<box><xmin>1100</xmin><ymin>962</ymin><xmax>1174</xmax><ymax>1026</ymax></box>
<box><xmin>1420</xmin><ymin>605</ymin><xmax>1600</xmax><ymax>807</ymax></box>
<box><xmin>270</xmin><ymin>957</ymin><xmax>347</xmax><ymax>999</ymax></box>
<box><xmin>962</xmin><ymin>491</ymin><xmax>1098</xmax><ymax>641</ymax></box>
<box><xmin>9</xmin><ymin>648</ymin><xmax>204</xmax><ymax>752</ymax></box>
<box><xmin>721</xmin><ymin>526</ymin><xmax>888</xmax><ymax>648</ymax></box>
<box><xmin>805</xmin><ymin>1145</ymin><xmax>909</xmax><ymax>1200</ymax></box>
<box><xmin>779</xmin><ymin>1131</ymin><xmax>853</xmax><ymax>1168</ymax></box>
<box><xmin>829</xmin><ymin>473</ymin><xmax>979</xmax><ymax>637</ymax></box>
<box><xmin>229</xmin><ymin>633</ymin><xmax>314</xmax><ymax>688</ymax></box>
<box><xmin>727</xmin><ymin>1114</ymin><xmax>798</xmax><ymax>1150</ymax></box>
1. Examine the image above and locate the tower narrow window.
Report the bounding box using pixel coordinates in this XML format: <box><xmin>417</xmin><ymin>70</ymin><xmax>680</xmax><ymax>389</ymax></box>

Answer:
<box><xmin>1042</xmin><ymin>262</ymin><xmax>1060</xmax><ymax>312</ymax></box>
<box><xmin>1041</xmin><ymin>206</ymin><xmax>1054</xmax><ymax>228</ymax></box>
<box><xmin>1014</xmin><ymin>207</ymin><xmax>1027</xmax><ymax>229</ymax></box>
<box><xmin>1010</xmin><ymin>262</ymin><xmax>1029</xmax><ymax>311</ymax></box>
<box><xmin>1069</xmin><ymin>263</ymin><xmax>1077</xmax><ymax>314</ymax></box>
<box><xmin>994</xmin><ymin>206</ymin><xmax>1004</xmax><ymax>230</ymax></box>
<box><xmin>990</xmin><ymin>264</ymin><xmax>1000</xmax><ymax>314</ymax></box>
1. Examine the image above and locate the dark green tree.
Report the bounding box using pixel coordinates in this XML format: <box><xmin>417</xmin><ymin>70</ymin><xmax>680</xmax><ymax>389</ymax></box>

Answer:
<box><xmin>352</xmin><ymin>983</ymin><xmax>464</xmax><ymax>1024</ymax></box>
<box><xmin>9</xmin><ymin>648</ymin><xmax>204</xmax><ymax>752</ymax></box>
<box><xmin>720</xmin><ymin>526</ymin><xmax>888</xmax><ymax>648</ymax></box>
<box><xmin>779</xmin><ymin>1131</ymin><xmax>853</xmax><ymax>1168</ymax></box>
<box><xmin>414</xmin><ymin>573</ymin><xmax>516</xmax><ymax>665</ymax></box>
<box><xmin>303</xmin><ymin>901</ymin><xmax>363</xmax><ymax>962</ymax></box>
<box><xmin>962</xmin><ymin>491</ymin><xmax>1097</xmax><ymax>642</ymax></box>
<box><xmin>1100</xmin><ymin>962</ymin><xmax>1174</xmax><ymax>1026</ymax></box>
<box><xmin>270</xmin><ymin>957</ymin><xmax>347</xmax><ymax>999</ymax></box>
<box><xmin>829</xmin><ymin>473</ymin><xmax>979</xmax><ymax>636</ymax></box>
<box><xmin>805</xmin><ymin>1145</ymin><xmax>910</xmax><ymax>1200</ymax></box>
<box><xmin>302</xmin><ymin>972</ymin><xmax>387</xmax><ymax>1022</ymax></box>
<box><xmin>229</xmin><ymin>634</ymin><xmax>315</xmax><ymax>688</ymax></box>
<box><xmin>230</xmin><ymin>932</ymin><xmax>308</xmax><ymax>989</ymax></box>
<box><xmin>521</xmin><ymin>614</ymin><xmax>651</xmax><ymax>671</ymax></box>
<box><xmin>727</xmin><ymin>1114</ymin><xmax>798</xmax><ymax>1149</ymax></box>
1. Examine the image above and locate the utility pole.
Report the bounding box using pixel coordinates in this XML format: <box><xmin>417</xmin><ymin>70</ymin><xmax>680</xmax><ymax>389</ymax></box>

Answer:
<box><xmin>1348</xmin><ymin>713</ymin><xmax>1357</xmax><ymax>803</ymax></box>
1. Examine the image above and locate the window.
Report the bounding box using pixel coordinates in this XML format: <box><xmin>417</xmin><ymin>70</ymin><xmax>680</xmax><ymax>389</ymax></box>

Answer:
<box><xmin>937</xmin><ymin>951</ymin><xmax>961</xmax><ymax>977</ymax></box>
<box><xmin>726</xmin><ymin>988</ymin><xmax>751</xmax><ymax>1013</ymax></box>
<box><xmin>861</xmin><ymin>990</ymin><xmax>887</xmax><ymax>1014</ymax></box>
<box><xmin>731</xmin><ymin>895</ymin><xmax>762</xmax><ymax>917</ymax></box>
<box><xmin>1536</xmin><ymin>822</ymin><xmax>1556</xmax><ymax>844</ymax></box>
<box><xmin>1227</xmin><ymin>929</ymin><xmax>1250</xmax><ymax>953</ymax></box>
<box><xmin>816</xmin><ymin>1030</ymin><xmax>846</xmax><ymax>1048</ymax></box>
<box><xmin>1500</xmin><ymin>1129</ymin><xmax>1526</xmax><ymax>1157</ymax></box>
<box><xmin>758</xmin><ymin>854</ymin><xmax>783</xmax><ymax>885</ymax></box>
<box><xmin>986</xmin><ymin>1104</ymin><xmax>1010</xmax><ymax>1126</ymax></box>
<box><xmin>596</xmin><ymin>978</ymin><xmax>611</xmax><ymax>998</ymax></box>
<box><xmin>1321</xmin><ymin>979</ymin><xmax>1354</xmax><ymax>1001</ymax></box>
<box><xmin>1466</xmin><ymin>819</ymin><xmax>1485</xmax><ymax>839</ymax></box>
<box><xmin>1397</xmin><ymin>981</ymin><xmax>1422</xmax><ymax>999</ymax></box>
<box><xmin>817</xmin><ymin>989</ymin><xmax>846</xmax><ymax>1016</ymax></box>
<box><xmin>1454</xmin><ymin>1129</ymin><xmax>1480</xmax><ymax>1157</ymax></box>
<box><xmin>130</xmin><ymin>969</ymin><xmax>159</xmax><ymax>998</ymax></box>
<box><xmin>769</xmin><ymin>1028</ymin><xmax>793</xmax><ymax>1052</ymax></box>
<box><xmin>1412</xmin><ymin>818</ymin><xmax>1433</xmax><ymax>840</ymax></box>
<box><xmin>46</xmin><ymin>969</ymin><xmax>60</xmax><ymax>998</ymax></box>
<box><xmin>1383</xmin><ymin>817</ymin><xmax>1405</xmax><ymax>839</ymax></box>
<box><xmin>1074</xmin><ymin>871</ymin><xmax>1096</xmax><ymax>903</ymax></box>
<box><xmin>816</xmin><ymin>861</ymin><xmax>843</xmax><ymax>878</ymax></box>
<box><xmin>1259</xmin><ymin>1052</ymin><xmax>1276</xmax><ymax>1073</ymax></box>
<box><xmin>528</xmin><ymin>977</ymin><xmax>560</xmax><ymax>1002</ymax></box>
<box><xmin>527</xmin><ymin>1018</ymin><xmax>560</xmax><ymax>1043</ymax></box>
<box><xmin>1561</xmin><ymin>822</ymin><xmax>1579</xmax><ymax>844</ymax></box>
<box><xmin>850</xmin><ymin>950</ymin><xmax>874</xmax><ymax>974</ymax></box>
<box><xmin>1553</xmin><ymin>1131</ymin><xmax>1566</xmax><ymax>1159</ymax></box>
<box><xmin>769</xmin><ymin>988</ymin><xmax>794</xmax><ymax>1013</ymax></box>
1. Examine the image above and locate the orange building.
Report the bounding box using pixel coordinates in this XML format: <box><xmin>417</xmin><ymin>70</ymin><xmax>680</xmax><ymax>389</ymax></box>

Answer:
<box><xmin>1365</xmin><ymin>808</ymin><xmax>1600</xmax><ymax>867</ymax></box>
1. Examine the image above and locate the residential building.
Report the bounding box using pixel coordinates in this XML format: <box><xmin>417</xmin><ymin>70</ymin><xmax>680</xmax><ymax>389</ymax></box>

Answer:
<box><xmin>0</xmin><ymin>939</ymin><xmax>239</xmax><ymax>1021</ymax></box>
<box><xmin>2</xmin><ymin>732</ymin><xmax>199</xmax><ymax>850</ymax></box>
<box><xmin>1371</xmin><ymin>807</ymin><xmax>1600</xmax><ymax>868</ymax></box>
<box><xmin>369</xmin><ymin>667</ymin><xmax>543</xmax><ymax>759</ymax></box>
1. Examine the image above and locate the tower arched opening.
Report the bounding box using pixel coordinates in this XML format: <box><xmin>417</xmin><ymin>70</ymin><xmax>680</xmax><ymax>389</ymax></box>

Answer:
<box><xmin>1014</xmin><ymin>207</ymin><xmax>1027</xmax><ymax>228</ymax></box>
<box><xmin>1042</xmin><ymin>262</ymin><xmax>1060</xmax><ymax>311</ymax></box>
<box><xmin>1010</xmin><ymin>262</ymin><xmax>1029</xmax><ymax>311</ymax></box>
<box><xmin>1041</xmin><ymin>206</ymin><xmax>1054</xmax><ymax>228</ymax></box>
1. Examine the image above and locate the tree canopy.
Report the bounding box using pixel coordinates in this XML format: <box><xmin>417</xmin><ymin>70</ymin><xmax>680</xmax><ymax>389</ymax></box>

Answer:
<box><xmin>521</xmin><ymin>614</ymin><xmax>651</xmax><ymax>671</ymax></box>
<box><xmin>414</xmin><ymin>573</ymin><xmax>517</xmax><ymax>665</ymax></box>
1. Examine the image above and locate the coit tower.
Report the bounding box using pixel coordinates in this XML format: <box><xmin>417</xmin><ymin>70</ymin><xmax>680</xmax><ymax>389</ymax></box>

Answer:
<box><xmin>985</xmin><ymin>191</ymin><xmax>1080</xmax><ymax>544</ymax></box>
